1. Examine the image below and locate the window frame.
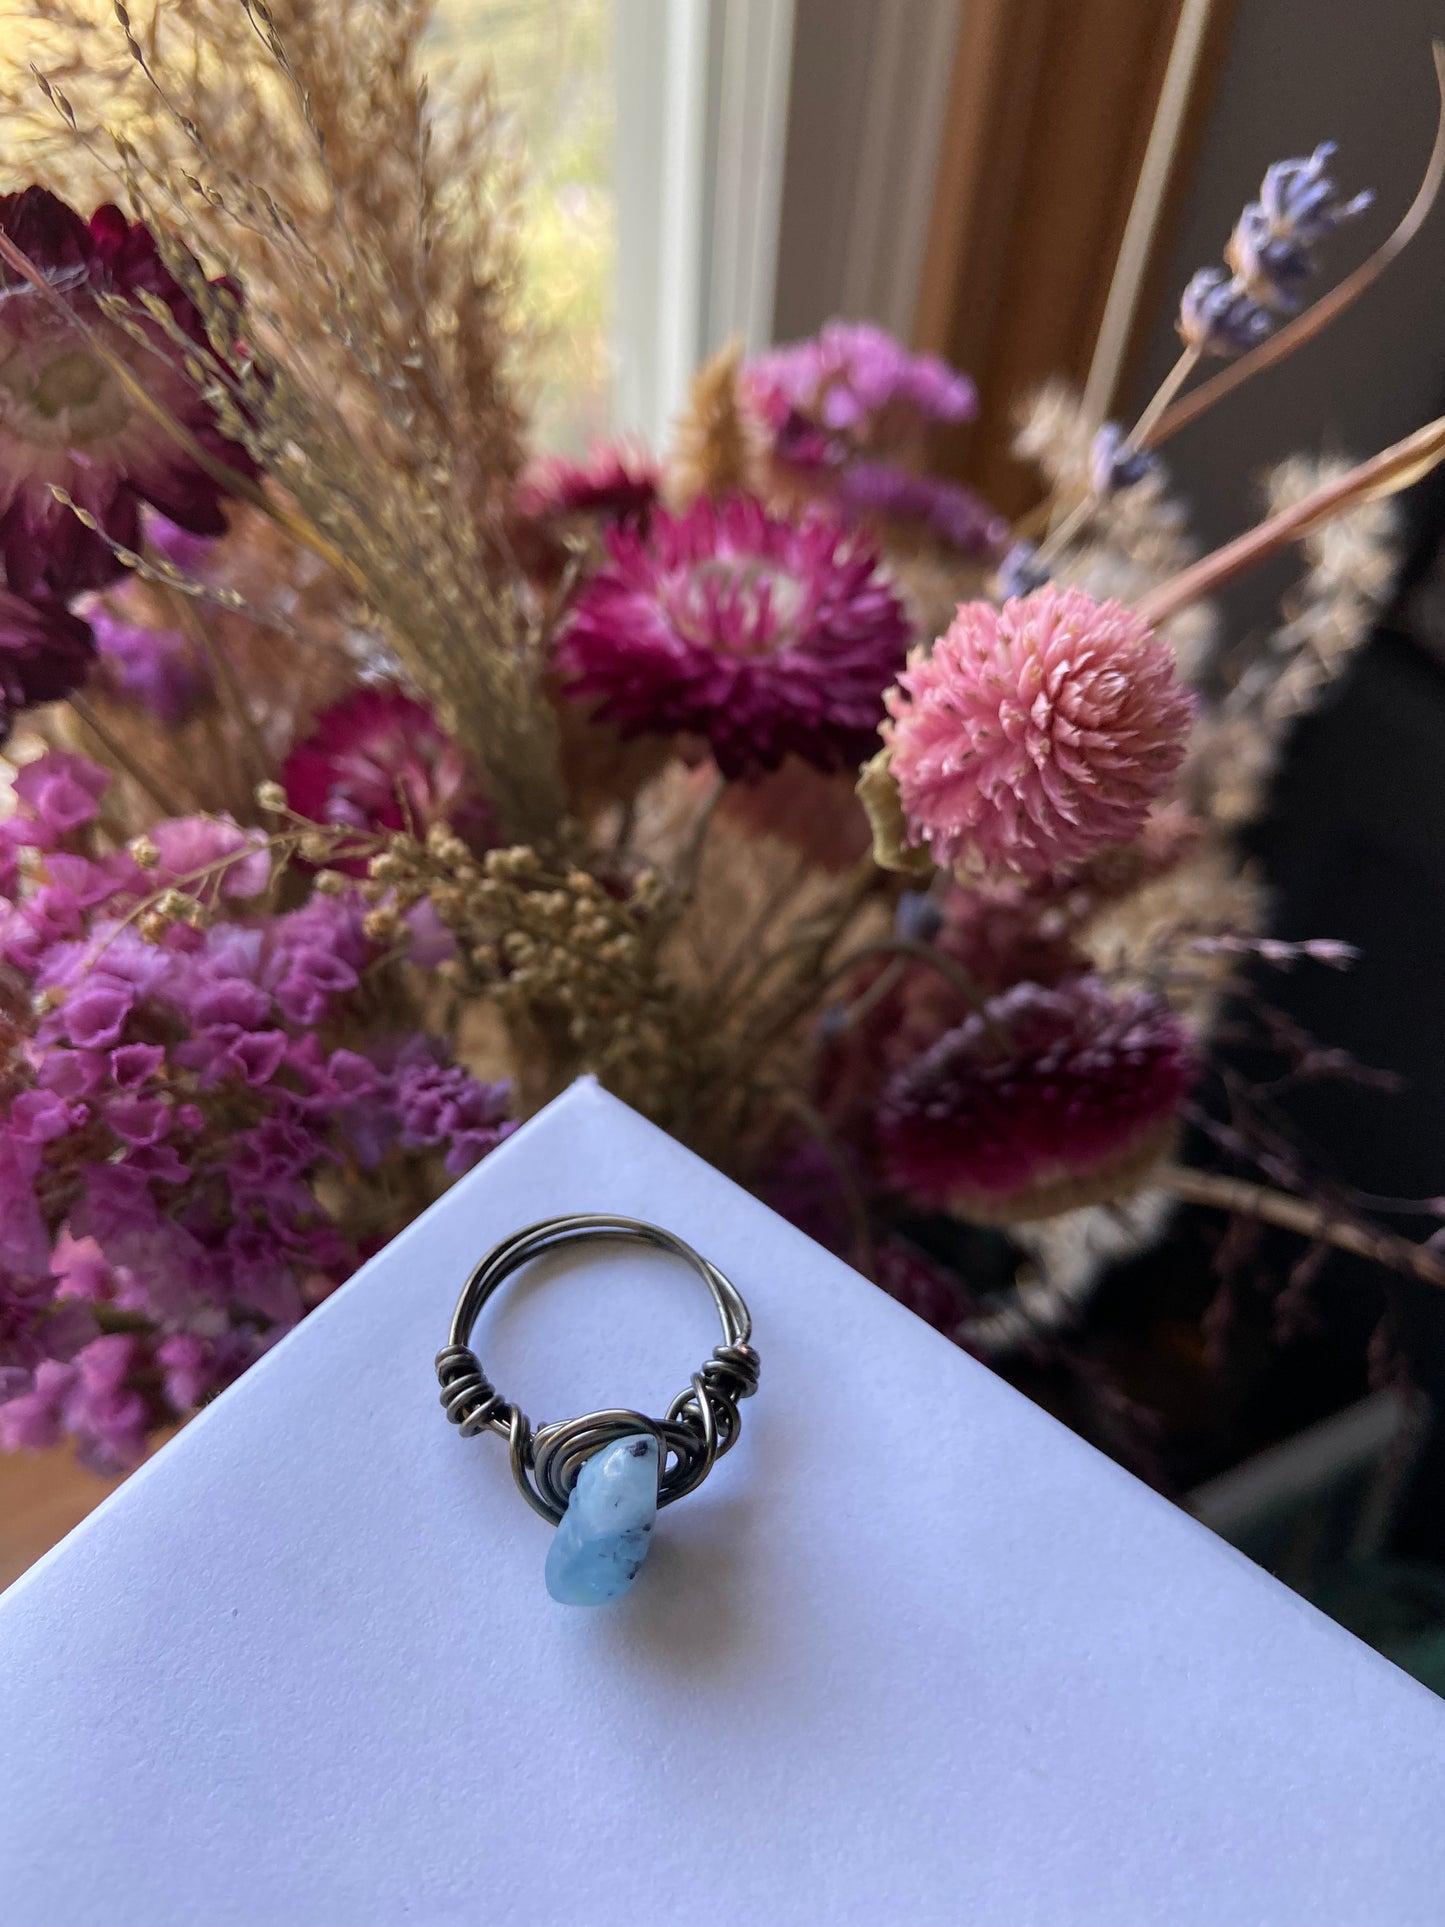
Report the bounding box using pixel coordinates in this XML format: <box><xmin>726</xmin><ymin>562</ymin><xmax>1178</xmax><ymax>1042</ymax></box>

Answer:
<box><xmin>611</xmin><ymin>0</ymin><xmax>796</xmax><ymax>447</ymax></box>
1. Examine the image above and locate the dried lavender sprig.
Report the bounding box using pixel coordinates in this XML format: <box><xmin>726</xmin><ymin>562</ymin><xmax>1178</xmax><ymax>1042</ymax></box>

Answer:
<box><xmin>1227</xmin><ymin>144</ymin><xmax>1373</xmax><ymax>313</ymax></box>
<box><xmin>1151</xmin><ymin>47</ymin><xmax>1445</xmax><ymax>445</ymax></box>
<box><xmin>1179</xmin><ymin>141</ymin><xmax>1371</xmax><ymax>357</ymax></box>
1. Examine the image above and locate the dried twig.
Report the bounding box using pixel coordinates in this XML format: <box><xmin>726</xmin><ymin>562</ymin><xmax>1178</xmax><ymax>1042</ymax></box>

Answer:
<box><xmin>1136</xmin><ymin>413</ymin><xmax>1445</xmax><ymax>624</ymax></box>
<box><xmin>1159</xmin><ymin>1163</ymin><xmax>1445</xmax><ymax>1290</ymax></box>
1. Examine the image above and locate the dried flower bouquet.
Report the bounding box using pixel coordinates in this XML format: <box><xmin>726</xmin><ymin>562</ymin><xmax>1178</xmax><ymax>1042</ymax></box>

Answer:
<box><xmin>0</xmin><ymin>1</ymin><xmax>1442</xmax><ymax>1475</ymax></box>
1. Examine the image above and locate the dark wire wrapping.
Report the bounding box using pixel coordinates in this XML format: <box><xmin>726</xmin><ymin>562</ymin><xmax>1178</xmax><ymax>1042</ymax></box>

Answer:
<box><xmin>436</xmin><ymin>1214</ymin><xmax>759</xmax><ymax>1524</ymax></box>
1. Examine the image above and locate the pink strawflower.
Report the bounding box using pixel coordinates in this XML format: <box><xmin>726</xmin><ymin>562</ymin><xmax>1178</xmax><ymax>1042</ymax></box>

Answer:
<box><xmin>0</xmin><ymin>187</ymin><xmax>254</xmax><ymax>599</ymax></box>
<box><xmin>282</xmin><ymin>685</ymin><xmax>493</xmax><ymax>851</ymax></box>
<box><xmin>556</xmin><ymin>495</ymin><xmax>911</xmax><ymax>777</ymax></box>
<box><xmin>878</xmin><ymin>975</ymin><xmax>1196</xmax><ymax>1223</ymax></box>
<box><xmin>515</xmin><ymin>441</ymin><xmax>658</xmax><ymax>529</ymax></box>
<box><xmin>884</xmin><ymin>587</ymin><xmax>1195</xmax><ymax>880</ymax></box>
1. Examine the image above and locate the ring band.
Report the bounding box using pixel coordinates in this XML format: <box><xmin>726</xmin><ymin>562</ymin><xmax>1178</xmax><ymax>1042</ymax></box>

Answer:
<box><xmin>436</xmin><ymin>1215</ymin><xmax>760</xmax><ymax>1603</ymax></box>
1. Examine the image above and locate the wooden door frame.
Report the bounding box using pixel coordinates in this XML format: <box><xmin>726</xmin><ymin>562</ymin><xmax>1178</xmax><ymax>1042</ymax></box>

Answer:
<box><xmin>915</xmin><ymin>0</ymin><xmax>1238</xmax><ymax>517</ymax></box>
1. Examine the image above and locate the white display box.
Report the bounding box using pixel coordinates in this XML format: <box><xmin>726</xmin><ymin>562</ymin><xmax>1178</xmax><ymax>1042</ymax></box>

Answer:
<box><xmin>2</xmin><ymin>1077</ymin><xmax>1443</xmax><ymax>1926</ymax></box>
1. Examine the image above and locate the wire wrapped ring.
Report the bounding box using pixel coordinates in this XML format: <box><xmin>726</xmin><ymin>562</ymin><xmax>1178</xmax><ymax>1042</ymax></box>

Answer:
<box><xmin>436</xmin><ymin>1215</ymin><xmax>760</xmax><ymax>1526</ymax></box>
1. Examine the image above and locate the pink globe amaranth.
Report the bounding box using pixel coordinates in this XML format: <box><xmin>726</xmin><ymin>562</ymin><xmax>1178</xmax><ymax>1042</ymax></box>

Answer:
<box><xmin>883</xmin><ymin>587</ymin><xmax>1195</xmax><ymax>881</ymax></box>
<box><xmin>282</xmin><ymin>684</ymin><xmax>493</xmax><ymax>855</ymax></box>
<box><xmin>555</xmin><ymin>494</ymin><xmax>911</xmax><ymax>779</ymax></box>
<box><xmin>0</xmin><ymin>186</ymin><xmax>256</xmax><ymax>599</ymax></box>
<box><xmin>878</xmin><ymin>974</ymin><xmax>1197</xmax><ymax>1224</ymax></box>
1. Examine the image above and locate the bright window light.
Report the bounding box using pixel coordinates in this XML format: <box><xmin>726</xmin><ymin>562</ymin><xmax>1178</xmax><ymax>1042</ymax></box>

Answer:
<box><xmin>429</xmin><ymin>0</ymin><xmax>616</xmax><ymax>454</ymax></box>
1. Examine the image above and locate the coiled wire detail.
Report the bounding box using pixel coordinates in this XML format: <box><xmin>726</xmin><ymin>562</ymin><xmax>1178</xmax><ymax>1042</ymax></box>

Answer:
<box><xmin>436</xmin><ymin>1215</ymin><xmax>759</xmax><ymax>1525</ymax></box>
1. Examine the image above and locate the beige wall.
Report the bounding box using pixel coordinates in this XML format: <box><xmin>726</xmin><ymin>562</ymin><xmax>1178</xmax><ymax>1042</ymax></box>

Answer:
<box><xmin>772</xmin><ymin>0</ymin><xmax>961</xmax><ymax>343</ymax></box>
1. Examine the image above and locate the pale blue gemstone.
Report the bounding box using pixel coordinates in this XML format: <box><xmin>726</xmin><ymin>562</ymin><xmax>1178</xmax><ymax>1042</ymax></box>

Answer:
<box><xmin>544</xmin><ymin>1433</ymin><xmax>659</xmax><ymax>1607</ymax></box>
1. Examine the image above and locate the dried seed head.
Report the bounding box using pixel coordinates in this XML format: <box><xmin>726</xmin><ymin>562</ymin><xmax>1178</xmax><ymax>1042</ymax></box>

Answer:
<box><xmin>363</xmin><ymin>907</ymin><xmax>401</xmax><ymax>943</ymax></box>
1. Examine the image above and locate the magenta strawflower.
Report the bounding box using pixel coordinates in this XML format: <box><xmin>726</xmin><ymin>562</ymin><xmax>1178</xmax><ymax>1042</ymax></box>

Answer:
<box><xmin>515</xmin><ymin>441</ymin><xmax>659</xmax><ymax>529</ymax></box>
<box><xmin>282</xmin><ymin>685</ymin><xmax>493</xmax><ymax>849</ymax></box>
<box><xmin>884</xmin><ymin>587</ymin><xmax>1195</xmax><ymax>880</ymax></box>
<box><xmin>0</xmin><ymin>186</ymin><xmax>254</xmax><ymax>598</ymax></box>
<box><xmin>0</xmin><ymin>583</ymin><xmax>96</xmax><ymax>736</ymax></box>
<box><xmin>556</xmin><ymin>495</ymin><xmax>911</xmax><ymax>777</ymax></box>
<box><xmin>878</xmin><ymin>975</ymin><xmax>1196</xmax><ymax>1223</ymax></box>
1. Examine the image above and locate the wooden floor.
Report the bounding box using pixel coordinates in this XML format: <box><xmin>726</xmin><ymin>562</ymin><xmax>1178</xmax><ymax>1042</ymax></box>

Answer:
<box><xmin>0</xmin><ymin>1450</ymin><xmax>124</xmax><ymax>1592</ymax></box>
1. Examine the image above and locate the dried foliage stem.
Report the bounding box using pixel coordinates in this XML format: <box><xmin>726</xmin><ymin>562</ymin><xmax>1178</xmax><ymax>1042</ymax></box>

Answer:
<box><xmin>160</xmin><ymin>583</ymin><xmax>270</xmax><ymax>789</ymax></box>
<box><xmin>727</xmin><ymin>860</ymin><xmax>881</xmax><ymax>1040</ymax></box>
<box><xmin>0</xmin><ymin>223</ymin><xmax>357</xmax><ymax>586</ymax></box>
<box><xmin>778</xmin><ymin>1090</ymin><xmax>878</xmax><ymax>1281</ymax></box>
<box><xmin>66</xmin><ymin>693</ymin><xmax>185</xmax><ymax>816</ymax></box>
<box><xmin>825</xmin><ymin>938</ymin><xmax>998</xmax><ymax>1024</ymax></box>
<box><xmin>1160</xmin><ymin>1163</ymin><xmax>1445</xmax><ymax>1290</ymax></box>
<box><xmin>20</xmin><ymin>0</ymin><xmax>570</xmax><ymax>846</ymax></box>
<box><xmin>1136</xmin><ymin>413</ymin><xmax>1445</xmax><ymax>624</ymax></box>
<box><xmin>1129</xmin><ymin>345</ymin><xmax>1199</xmax><ymax>449</ymax></box>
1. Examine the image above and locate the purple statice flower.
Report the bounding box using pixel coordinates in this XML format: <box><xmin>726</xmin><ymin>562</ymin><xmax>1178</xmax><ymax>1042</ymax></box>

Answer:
<box><xmin>143</xmin><ymin>509</ymin><xmax>218</xmax><ymax>576</ymax></box>
<box><xmin>0</xmin><ymin>750</ymin><xmax>517</xmax><ymax>1466</ymax></box>
<box><xmin>0</xmin><ymin>1334</ymin><xmax>149</xmax><ymax>1470</ymax></box>
<box><xmin>741</xmin><ymin>322</ymin><xmax>1000</xmax><ymax>554</ymax></box>
<box><xmin>384</xmin><ymin>1041</ymin><xmax>516</xmax><ymax>1176</ymax></box>
<box><xmin>747</xmin><ymin>322</ymin><xmax>977</xmax><ymax>437</ymax></box>
<box><xmin>150</xmin><ymin>814</ymin><xmax>271</xmax><ymax>898</ymax></box>
<box><xmin>835</xmin><ymin>461</ymin><xmax>1007</xmax><ymax>559</ymax></box>
<box><xmin>90</xmin><ymin>608</ymin><xmax>208</xmax><ymax>727</ymax></box>
<box><xmin>12</xmin><ymin>749</ymin><xmax>110</xmax><ymax>840</ymax></box>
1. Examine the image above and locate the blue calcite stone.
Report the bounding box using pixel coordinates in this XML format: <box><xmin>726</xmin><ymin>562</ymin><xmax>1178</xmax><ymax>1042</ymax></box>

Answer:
<box><xmin>544</xmin><ymin>1433</ymin><xmax>659</xmax><ymax>1606</ymax></box>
